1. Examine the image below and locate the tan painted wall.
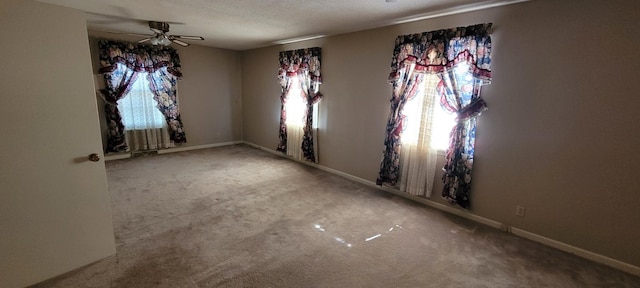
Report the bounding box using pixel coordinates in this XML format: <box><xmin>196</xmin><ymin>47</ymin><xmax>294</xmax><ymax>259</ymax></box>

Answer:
<box><xmin>242</xmin><ymin>0</ymin><xmax>640</xmax><ymax>267</ymax></box>
<box><xmin>88</xmin><ymin>31</ymin><xmax>243</xmax><ymax>151</ymax></box>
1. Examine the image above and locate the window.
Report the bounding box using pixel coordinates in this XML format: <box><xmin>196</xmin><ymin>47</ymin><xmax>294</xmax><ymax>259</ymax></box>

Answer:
<box><xmin>284</xmin><ymin>76</ymin><xmax>305</xmax><ymax>160</ymax></box>
<box><xmin>99</xmin><ymin>39</ymin><xmax>187</xmax><ymax>153</ymax></box>
<box><xmin>115</xmin><ymin>72</ymin><xmax>173</xmax><ymax>152</ymax></box>
<box><xmin>285</xmin><ymin>77</ymin><xmax>306</xmax><ymax>130</ymax></box>
<box><xmin>117</xmin><ymin>73</ymin><xmax>167</xmax><ymax>130</ymax></box>
<box><xmin>431</xmin><ymin>96</ymin><xmax>457</xmax><ymax>151</ymax></box>
<box><xmin>401</xmin><ymin>74</ymin><xmax>456</xmax><ymax>151</ymax></box>
<box><xmin>277</xmin><ymin>47</ymin><xmax>323</xmax><ymax>163</ymax></box>
<box><xmin>378</xmin><ymin>23</ymin><xmax>492</xmax><ymax>208</ymax></box>
<box><xmin>283</xmin><ymin>76</ymin><xmax>319</xmax><ymax>160</ymax></box>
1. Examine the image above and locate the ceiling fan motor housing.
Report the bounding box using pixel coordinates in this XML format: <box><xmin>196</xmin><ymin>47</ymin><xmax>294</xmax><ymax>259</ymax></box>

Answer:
<box><xmin>137</xmin><ymin>21</ymin><xmax>203</xmax><ymax>47</ymax></box>
<box><xmin>149</xmin><ymin>21</ymin><xmax>170</xmax><ymax>33</ymax></box>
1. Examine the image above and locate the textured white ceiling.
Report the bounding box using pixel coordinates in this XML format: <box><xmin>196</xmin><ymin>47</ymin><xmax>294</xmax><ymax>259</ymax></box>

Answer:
<box><xmin>37</xmin><ymin>0</ymin><xmax>528</xmax><ymax>50</ymax></box>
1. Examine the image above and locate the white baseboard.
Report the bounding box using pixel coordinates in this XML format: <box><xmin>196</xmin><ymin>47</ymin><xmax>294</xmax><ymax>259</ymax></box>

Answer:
<box><xmin>104</xmin><ymin>153</ymin><xmax>131</xmax><ymax>161</ymax></box>
<box><xmin>105</xmin><ymin>141</ymin><xmax>242</xmax><ymax>161</ymax></box>
<box><xmin>157</xmin><ymin>141</ymin><xmax>242</xmax><ymax>154</ymax></box>
<box><xmin>244</xmin><ymin>141</ymin><xmax>503</xmax><ymax>229</ymax></box>
<box><xmin>510</xmin><ymin>227</ymin><xmax>640</xmax><ymax>276</ymax></box>
<box><xmin>242</xmin><ymin>141</ymin><xmax>640</xmax><ymax>277</ymax></box>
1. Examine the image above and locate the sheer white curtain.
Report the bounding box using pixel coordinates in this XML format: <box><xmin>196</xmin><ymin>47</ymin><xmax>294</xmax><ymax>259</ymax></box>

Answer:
<box><xmin>285</xmin><ymin>76</ymin><xmax>305</xmax><ymax>160</ymax></box>
<box><xmin>117</xmin><ymin>73</ymin><xmax>173</xmax><ymax>151</ymax></box>
<box><xmin>398</xmin><ymin>73</ymin><xmax>440</xmax><ymax>197</ymax></box>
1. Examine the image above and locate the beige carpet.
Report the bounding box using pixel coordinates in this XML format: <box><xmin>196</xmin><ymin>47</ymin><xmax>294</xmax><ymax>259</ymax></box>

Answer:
<box><xmin>33</xmin><ymin>144</ymin><xmax>640</xmax><ymax>287</ymax></box>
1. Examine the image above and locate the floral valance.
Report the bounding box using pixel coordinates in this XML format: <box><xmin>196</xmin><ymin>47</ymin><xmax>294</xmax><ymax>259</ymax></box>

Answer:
<box><xmin>389</xmin><ymin>23</ymin><xmax>492</xmax><ymax>83</ymax></box>
<box><xmin>98</xmin><ymin>39</ymin><xmax>182</xmax><ymax>77</ymax></box>
<box><xmin>278</xmin><ymin>47</ymin><xmax>322</xmax><ymax>83</ymax></box>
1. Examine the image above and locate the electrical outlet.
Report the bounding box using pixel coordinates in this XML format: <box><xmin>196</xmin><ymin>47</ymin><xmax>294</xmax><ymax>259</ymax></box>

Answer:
<box><xmin>500</xmin><ymin>225</ymin><xmax>512</xmax><ymax>233</ymax></box>
<box><xmin>515</xmin><ymin>205</ymin><xmax>526</xmax><ymax>217</ymax></box>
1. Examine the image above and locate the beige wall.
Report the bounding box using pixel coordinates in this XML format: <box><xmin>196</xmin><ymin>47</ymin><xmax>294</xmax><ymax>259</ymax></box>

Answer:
<box><xmin>89</xmin><ymin>31</ymin><xmax>243</xmax><ymax>151</ymax></box>
<box><xmin>242</xmin><ymin>0</ymin><xmax>640</xmax><ymax>267</ymax></box>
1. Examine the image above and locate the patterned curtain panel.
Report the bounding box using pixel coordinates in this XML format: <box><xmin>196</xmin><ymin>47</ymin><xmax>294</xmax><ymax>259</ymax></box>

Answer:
<box><xmin>376</xmin><ymin>60</ymin><xmax>427</xmax><ymax>186</ymax></box>
<box><xmin>377</xmin><ymin>23</ymin><xmax>493</xmax><ymax>208</ymax></box>
<box><xmin>147</xmin><ymin>69</ymin><xmax>186</xmax><ymax>143</ymax></box>
<box><xmin>276</xmin><ymin>47</ymin><xmax>323</xmax><ymax>162</ymax></box>
<box><xmin>101</xmin><ymin>63</ymin><xmax>139</xmax><ymax>152</ymax></box>
<box><xmin>98</xmin><ymin>40</ymin><xmax>186</xmax><ymax>152</ymax></box>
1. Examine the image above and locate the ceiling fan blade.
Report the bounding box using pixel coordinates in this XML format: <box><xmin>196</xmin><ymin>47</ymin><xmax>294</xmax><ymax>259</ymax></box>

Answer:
<box><xmin>172</xmin><ymin>35</ymin><xmax>204</xmax><ymax>41</ymax></box>
<box><xmin>171</xmin><ymin>39</ymin><xmax>190</xmax><ymax>47</ymax></box>
<box><xmin>138</xmin><ymin>38</ymin><xmax>151</xmax><ymax>44</ymax></box>
<box><xmin>106</xmin><ymin>31</ymin><xmax>154</xmax><ymax>38</ymax></box>
<box><xmin>87</xmin><ymin>13</ymin><xmax>179</xmax><ymax>27</ymax></box>
<box><xmin>126</xmin><ymin>33</ymin><xmax>155</xmax><ymax>37</ymax></box>
<box><xmin>86</xmin><ymin>12</ymin><xmax>148</xmax><ymax>26</ymax></box>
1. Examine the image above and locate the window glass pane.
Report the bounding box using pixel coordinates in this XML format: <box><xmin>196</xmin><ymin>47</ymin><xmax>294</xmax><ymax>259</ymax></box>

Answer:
<box><xmin>432</xmin><ymin>103</ymin><xmax>456</xmax><ymax>150</ymax></box>
<box><xmin>399</xmin><ymin>73</ymin><xmax>456</xmax><ymax>150</ymax></box>
<box><xmin>117</xmin><ymin>73</ymin><xmax>167</xmax><ymax>130</ymax></box>
<box><xmin>285</xmin><ymin>77</ymin><xmax>306</xmax><ymax>128</ymax></box>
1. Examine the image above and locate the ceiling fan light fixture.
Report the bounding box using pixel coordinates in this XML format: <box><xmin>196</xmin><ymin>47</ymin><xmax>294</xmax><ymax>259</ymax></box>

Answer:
<box><xmin>158</xmin><ymin>35</ymin><xmax>172</xmax><ymax>46</ymax></box>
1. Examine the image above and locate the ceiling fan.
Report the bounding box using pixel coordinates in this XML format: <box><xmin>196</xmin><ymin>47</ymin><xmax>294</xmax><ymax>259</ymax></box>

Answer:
<box><xmin>135</xmin><ymin>21</ymin><xmax>204</xmax><ymax>47</ymax></box>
